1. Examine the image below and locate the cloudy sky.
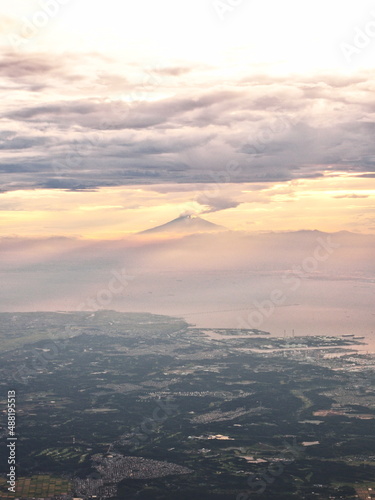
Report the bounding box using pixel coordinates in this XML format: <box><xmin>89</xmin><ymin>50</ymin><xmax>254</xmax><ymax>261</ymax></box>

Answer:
<box><xmin>1</xmin><ymin>0</ymin><xmax>375</xmax><ymax>237</ymax></box>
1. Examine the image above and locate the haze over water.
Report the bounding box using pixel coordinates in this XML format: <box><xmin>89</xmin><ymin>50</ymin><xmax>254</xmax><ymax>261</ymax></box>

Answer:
<box><xmin>0</xmin><ymin>1</ymin><xmax>374</xmax><ymax>349</ymax></box>
<box><xmin>1</xmin><ymin>229</ymin><xmax>373</xmax><ymax>349</ymax></box>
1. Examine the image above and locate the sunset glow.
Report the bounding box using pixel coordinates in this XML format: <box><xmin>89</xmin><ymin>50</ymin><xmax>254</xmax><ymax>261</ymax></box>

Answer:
<box><xmin>0</xmin><ymin>0</ymin><xmax>374</xmax><ymax>240</ymax></box>
<box><xmin>0</xmin><ymin>0</ymin><xmax>374</xmax><ymax>329</ymax></box>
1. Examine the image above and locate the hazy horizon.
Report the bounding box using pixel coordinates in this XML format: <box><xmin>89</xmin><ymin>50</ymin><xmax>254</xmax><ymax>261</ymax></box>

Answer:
<box><xmin>1</xmin><ymin>0</ymin><xmax>374</xmax><ymax>343</ymax></box>
<box><xmin>1</xmin><ymin>227</ymin><xmax>373</xmax><ymax>349</ymax></box>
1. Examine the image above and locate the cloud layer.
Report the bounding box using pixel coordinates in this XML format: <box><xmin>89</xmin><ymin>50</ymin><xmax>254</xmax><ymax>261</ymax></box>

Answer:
<box><xmin>1</xmin><ymin>49</ymin><xmax>375</xmax><ymax>192</ymax></box>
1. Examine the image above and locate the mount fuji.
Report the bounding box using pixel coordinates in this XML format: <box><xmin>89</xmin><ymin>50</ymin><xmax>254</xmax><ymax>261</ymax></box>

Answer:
<box><xmin>140</xmin><ymin>214</ymin><xmax>226</xmax><ymax>234</ymax></box>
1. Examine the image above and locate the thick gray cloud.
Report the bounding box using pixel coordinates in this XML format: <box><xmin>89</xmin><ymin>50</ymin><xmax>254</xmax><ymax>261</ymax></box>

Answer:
<box><xmin>1</xmin><ymin>55</ymin><xmax>375</xmax><ymax>192</ymax></box>
<box><xmin>0</xmin><ymin>52</ymin><xmax>89</xmax><ymax>91</ymax></box>
<box><xmin>196</xmin><ymin>195</ymin><xmax>241</xmax><ymax>213</ymax></box>
<box><xmin>0</xmin><ymin>135</ymin><xmax>49</xmax><ymax>150</ymax></box>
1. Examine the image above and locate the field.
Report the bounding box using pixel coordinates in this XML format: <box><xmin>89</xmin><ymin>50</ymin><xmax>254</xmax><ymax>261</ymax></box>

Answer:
<box><xmin>0</xmin><ymin>475</ymin><xmax>71</xmax><ymax>499</ymax></box>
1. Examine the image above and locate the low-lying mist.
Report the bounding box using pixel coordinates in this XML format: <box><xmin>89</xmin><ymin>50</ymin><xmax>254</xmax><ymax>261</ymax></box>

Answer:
<box><xmin>1</xmin><ymin>230</ymin><xmax>374</xmax><ymax>338</ymax></box>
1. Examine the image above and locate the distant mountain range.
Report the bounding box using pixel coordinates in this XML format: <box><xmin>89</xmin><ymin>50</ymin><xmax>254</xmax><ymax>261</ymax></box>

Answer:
<box><xmin>140</xmin><ymin>214</ymin><xmax>227</xmax><ymax>234</ymax></box>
